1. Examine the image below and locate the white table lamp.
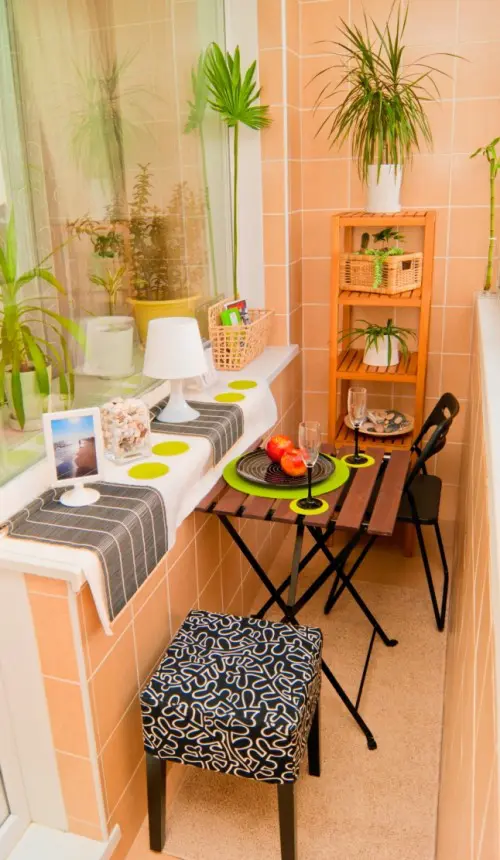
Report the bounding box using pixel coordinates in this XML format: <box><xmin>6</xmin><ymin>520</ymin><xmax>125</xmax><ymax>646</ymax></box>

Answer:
<box><xmin>143</xmin><ymin>317</ymin><xmax>208</xmax><ymax>423</ymax></box>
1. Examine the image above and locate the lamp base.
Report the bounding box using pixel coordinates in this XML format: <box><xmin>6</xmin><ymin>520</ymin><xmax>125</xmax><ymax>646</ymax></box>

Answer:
<box><xmin>156</xmin><ymin>379</ymin><xmax>200</xmax><ymax>424</ymax></box>
<box><xmin>60</xmin><ymin>485</ymin><xmax>100</xmax><ymax>507</ymax></box>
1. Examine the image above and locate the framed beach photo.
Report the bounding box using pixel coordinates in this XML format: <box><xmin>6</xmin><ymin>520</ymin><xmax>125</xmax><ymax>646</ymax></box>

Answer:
<box><xmin>42</xmin><ymin>408</ymin><xmax>105</xmax><ymax>506</ymax></box>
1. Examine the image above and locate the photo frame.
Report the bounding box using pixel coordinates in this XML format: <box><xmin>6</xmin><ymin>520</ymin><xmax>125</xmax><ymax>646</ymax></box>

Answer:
<box><xmin>42</xmin><ymin>407</ymin><xmax>105</xmax><ymax>506</ymax></box>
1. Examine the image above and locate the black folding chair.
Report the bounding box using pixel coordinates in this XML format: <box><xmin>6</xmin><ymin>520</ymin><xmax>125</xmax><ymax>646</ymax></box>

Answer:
<box><xmin>324</xmin><ymin>393</ymin><xmax>460</xmax><ymax>632</ymax></box>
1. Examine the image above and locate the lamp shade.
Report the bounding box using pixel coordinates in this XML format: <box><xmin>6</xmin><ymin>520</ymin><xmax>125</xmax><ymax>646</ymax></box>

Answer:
<box><xmin>143</xmin><ymin>317</ymin><xmax>207</xmax><ymax>380</ymax></box>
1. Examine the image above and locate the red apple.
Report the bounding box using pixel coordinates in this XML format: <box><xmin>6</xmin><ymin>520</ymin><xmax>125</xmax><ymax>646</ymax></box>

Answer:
<box><xmin>281</xmin><ymin>447</ymin><xmax>307</xmax><ymax>477</ymax></box>
<box><xmin>266</xmin><ymin>434</ymin><xmax>293</xmax><ymax>464</ymax></box>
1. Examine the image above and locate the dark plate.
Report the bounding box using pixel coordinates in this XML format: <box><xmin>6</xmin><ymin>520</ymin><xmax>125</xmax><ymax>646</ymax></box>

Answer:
<box><xmin>236</xmin><ymin>450</ymin><xmax>334</xmax><ymax>488</ymax></box>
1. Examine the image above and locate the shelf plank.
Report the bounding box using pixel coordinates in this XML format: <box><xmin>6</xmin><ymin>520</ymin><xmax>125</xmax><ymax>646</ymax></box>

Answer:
<box><xmin>338</xmin><ymin>210</ymin><xmax>428</xmax><ymax>227</ymax></box>
<box><xmin>335</xmin><ymin>348</ymin><xmax>418</xmax><ymax>383</ymax></box>
<box><xmin>335</xmin><ymin>417</ymin><xmax>414</xmax><ymax>451</ymax></box>
<box><xmin>338</xmin><ymin>287</ymin><xmax>422</xmax><ymax>307</ymax></box>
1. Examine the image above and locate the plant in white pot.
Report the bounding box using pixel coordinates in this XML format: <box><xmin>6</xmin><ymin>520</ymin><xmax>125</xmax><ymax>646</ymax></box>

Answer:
<box><xmin>310</xmin><ymin>4</ymin><xmax>452</xmax><ymax>213</ymax></box>
<box><xmin>0</xmin><ymin>210</ymin><xmax>84</xmax><ymax>430</ymax></box>
<box><xmin>339</xmin><ymin>318</ymin><xmax>415</xmax><ymax>367</ymax></box>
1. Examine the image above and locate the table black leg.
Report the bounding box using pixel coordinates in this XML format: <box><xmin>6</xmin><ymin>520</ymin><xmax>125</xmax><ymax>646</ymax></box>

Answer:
<box><xmin>218</xmin><ymin>515</ymin><xmax>378</xmax><ymax>750</ymax></box>
<box><xmin>323</xmin><ymin>534</ymin><xmax>378</xmax><ymax>614</ymax></box>
<box><xmin>287</xmin><ymin>519</ymin><xmax>304</xmax><ymax>607</ymax></box>
<box><xmin>255</xmin><ymin>521</ymin><xmax>337</xmax><ymax>619</ymax></box>
<box><xmin>309</xmin><ymin>527</ymin><xmax>398</xmax><ymax>648</ymax></box>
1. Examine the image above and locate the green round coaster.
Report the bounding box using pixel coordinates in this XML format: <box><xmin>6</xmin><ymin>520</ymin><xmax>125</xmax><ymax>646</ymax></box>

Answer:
<box><xmin>152</xmin><ymin>441</ymin><xmax>190</xmax><ymax>457</ymax></box>
<box><xmin>290</xmin><ymin>498</ymin><xmax>329</xmax><ymax>516</ymax></box>
<box><xmin>228</xmin><ymin>380</ymin><xmax>258</xmax><ymax>390</ymax></box>
<box><xmin>341</xmin><ymin>453</ymin><xmax>375</xmax><ymax>469</ymax></box>
<box><xmin>214</xmin><ymin>392</ymin><xmax>245</xmax><ymax>403</ymax></box>
<box><xmin>128</xmin><ymin>462</ymin><xmax>169</xmax><ymax>480</ymax></box>
<box><xmin>223</xmin><ymin>455</ymin><xmax>349</xmax><ymax>500</ymax></box>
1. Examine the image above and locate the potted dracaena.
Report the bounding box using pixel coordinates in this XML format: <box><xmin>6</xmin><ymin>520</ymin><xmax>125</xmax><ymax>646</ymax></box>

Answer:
<box><xmin>339</xmin><ymin>318</ymin><xmax>416</xmax><ymax>367</ymax></box>
<box><xmin>204</xmin><ymin>43</ymin><xmax>271</xmax><ymax>299</ymax></box>
<box><xmin>0</xmin><ymin>210</ymin><xmax>84</xmax><ymax>429</ymax></box>
<box><xmin>310</xmin><ymin>3</ymin><xmax>454</xmax><ymax>213</ymax></box>
<box><xmin>471</xmin><ymin>137</ymin><xmax>500</xmax><ymax>291</ymax></box>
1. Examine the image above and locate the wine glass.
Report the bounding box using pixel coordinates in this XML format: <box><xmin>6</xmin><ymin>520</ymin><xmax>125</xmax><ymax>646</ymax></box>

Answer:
<box><xmin>347</xmin><ymin>386</ymin><xmax>367</xmax><ymax>465</ymax></box>
<box><xmin>297</xmin><ymin>421</ymin><xmax>323</xmax><ymax>510</ymax></box>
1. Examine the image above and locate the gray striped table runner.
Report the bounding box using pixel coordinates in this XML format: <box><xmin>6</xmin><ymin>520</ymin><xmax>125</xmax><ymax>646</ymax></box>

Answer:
<box><xmin>4</xmin><ymin>483</ymin><xmax>168</xmax><ymax>620</ymax></box>
<box><xmin>150</xmin><ymin>398</ymin><xmax>244</xmax><ymax>464</ymax></box>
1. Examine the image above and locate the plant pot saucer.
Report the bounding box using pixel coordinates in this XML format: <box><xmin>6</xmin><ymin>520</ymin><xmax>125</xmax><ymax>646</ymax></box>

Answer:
<box><xmin>75</xmin><ymin>364</ymin><xmax>137</xmax><ymax>380</ymax></box>
<box><xmin>7</xmin><ymin>414</ymin><xmax>44</xmax><ymax>432</ymax></box>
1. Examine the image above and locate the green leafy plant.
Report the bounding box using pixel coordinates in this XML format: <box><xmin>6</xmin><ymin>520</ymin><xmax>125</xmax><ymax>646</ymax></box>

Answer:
<box><xmin>310</xmin><ymin>3</ymin><xmax>453</xmax><ymax>182</ymax></box>
<box><xmin>185</xmin><ymin>51</ymin><xmax>218</xmax><ymax>297</ymax></box>
<box><xmin>71</xmin><ymin>53</ymin><xmax>150</xmax><ymax>212</ymax></box>
<box><xmin>471</xmin><ymin>137</ymin><xmax>500</xmax><ymax>291</ymax></box>
<box><xmin>0</xmin><ymin>210</ymin><xmax>84</xmax><ymax>428</ymax></box>
<box><xmin>356</xmin><ymin>228</ymin><xmax>404</xmax><ymax>287</ymax></box>
<box><xmin>372</xmin><ymin>228</ymin><xmax>404</xmax><ymax>249</ymax></box>
<box><xmin>89</xmin><ymin>265</ymin><xmax>126</xmax><ymax>315</ymax></box>
<box><xmin>67</xmin><ymin>214</ymin><xmax>124</xmax><ymax>260</ymax></box>
<box><xmin>204</xmin><ymin>43</ymin><xmax>271</xmax><ymax>299</ymax></box>
<box><xmin>339</xmin><ymin>317</ymin><xmax>415</xmax><ymax>365</ymax></box>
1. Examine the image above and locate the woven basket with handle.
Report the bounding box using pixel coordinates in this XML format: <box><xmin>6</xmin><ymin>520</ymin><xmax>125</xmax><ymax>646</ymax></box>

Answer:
<box><xmin>341</xmin><ymin>251</ymin><xmax>423</xmax><ymax>294</ymax></box>
<box><xmin>208</xmin><ymin>300</ymin><xmax>274</xmax><ymax>371</ymax></box>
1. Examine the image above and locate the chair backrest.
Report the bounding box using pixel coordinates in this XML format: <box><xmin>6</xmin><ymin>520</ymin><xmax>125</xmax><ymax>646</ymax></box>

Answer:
<box><xmin>405</xmin><ymin>393</ymin><xmax>460</xmax><ymax>490</ymax></box>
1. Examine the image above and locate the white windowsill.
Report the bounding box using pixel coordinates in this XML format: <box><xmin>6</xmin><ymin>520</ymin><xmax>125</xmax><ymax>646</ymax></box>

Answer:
<box><xmin>0</xmin><ymin>345</ymin><xmax>298</xmax><ymax>592</ymax></box>
<box><xmin>8</xmin><ymin>823</ymin><xmax>120</xmax><ymax>860</ymax></box>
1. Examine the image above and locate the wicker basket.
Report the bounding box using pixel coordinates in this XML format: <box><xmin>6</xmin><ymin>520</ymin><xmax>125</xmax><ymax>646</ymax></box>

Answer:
<box><xmin>208</xmin><ymin>301</ymin><xmax>274</xmax><ymax>371</ymax></box>
<box><xmin>341</xmin><ymin>251</ymin><xmax>423</xmax><ymax>294</ymax></box>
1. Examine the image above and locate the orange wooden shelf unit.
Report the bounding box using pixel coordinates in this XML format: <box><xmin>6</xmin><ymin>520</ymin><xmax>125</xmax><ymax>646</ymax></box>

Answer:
<box><xmin>329</xmin><ymin>210</ymin><xmax>436</xmax><ymax>452</ymax></box>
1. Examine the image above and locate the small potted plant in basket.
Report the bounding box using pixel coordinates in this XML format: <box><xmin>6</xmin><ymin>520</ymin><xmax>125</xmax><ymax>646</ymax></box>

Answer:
<box><xmin>342</xmin><ymin>228</ymin><xmax>423</xmax><ymax>295</ymax></box>
<box><xmin>339</xmin><ymin>317</ymin><xmax>416</xmax><ymax>367</ymax></box>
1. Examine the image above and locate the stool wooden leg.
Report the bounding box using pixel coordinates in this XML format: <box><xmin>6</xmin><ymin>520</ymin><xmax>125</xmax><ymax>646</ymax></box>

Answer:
<box><xmin>277</xmin><ymin>783</ymin><xmax>296</xmax><ymax>860</ymax></box>
<box><xmin>307</xmin><ymin>702</ymin><xmax>320</xmax><ymax>777</ymax></box>
<box><xmin>146</xmin><ymin>754</ymin><xmax>166</xmax><ymax>852</ymax></box>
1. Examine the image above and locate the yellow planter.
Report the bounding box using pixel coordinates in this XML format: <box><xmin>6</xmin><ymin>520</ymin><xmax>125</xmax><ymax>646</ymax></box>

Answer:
<box><xmin>128</xmin><ymin>295</ymin><xmax>201</xmax><ymax>344</ymax></box>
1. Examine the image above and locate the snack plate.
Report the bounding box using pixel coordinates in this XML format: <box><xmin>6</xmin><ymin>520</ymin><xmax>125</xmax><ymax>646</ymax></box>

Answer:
<box><xmin>345</xmin><ymin>410</ymin><xmax>414</xmax><ymax>437</ymax></box>
<box><xmin>236</xmin><ymin>450</ymin><xmax>334</xmax><ymax>488</ymax></box>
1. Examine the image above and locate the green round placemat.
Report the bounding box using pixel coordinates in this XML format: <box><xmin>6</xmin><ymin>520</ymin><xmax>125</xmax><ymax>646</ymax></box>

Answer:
<box><xmin>152</xmin><ymin>441</ymin><xmax>190</xmax><ymax>457</ymax></box>
<box><xmin>341</xmin><ymin>453</ymin><xmax>375</xmax><ymax>469</ymax></box>
<box><xmin>290</xmin><ymin>498</ymin><xmax>329</xmax><ymax>516</ymax></box>
<box><xmin>214</xmin><ymin>392</ymin><xmax>246</xmax><ymax>403</ymax></box>
<box><xmin>222</xmin><ymin>455</ymin><xmax>349</xmax><ymax>499</ymax></box>
<box><xmin>128</xmin><ymin>462</ymin><xmax>170</xmax><ymax>480</ymax></box>
<box><xmin>228</xmin><ymin>380</ymin><xmax>258</xmax><ymax>390</ymax></box>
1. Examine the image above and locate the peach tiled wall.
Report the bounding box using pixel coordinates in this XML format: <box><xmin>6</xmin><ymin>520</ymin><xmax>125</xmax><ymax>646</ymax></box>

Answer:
<box><xmin>258</xmin><ymin>0</ymin><xmax>500</xmax><ymax>524</ymax></box>
<box><xmin>436</xmin><ymin>306</ymin><xmax>499</xmax><ymax>858</ymax></box>
<box><xmin>25</xmin><ymin>355</ymin><xmax>300</xmax><ymax>859</ymax></box>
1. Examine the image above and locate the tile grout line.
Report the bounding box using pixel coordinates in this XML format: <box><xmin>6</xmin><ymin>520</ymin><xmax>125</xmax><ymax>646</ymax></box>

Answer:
<box><xmin>67</xmin><ymin>584</ymin><xmax>108</xmax><ymax>841</ymax></box>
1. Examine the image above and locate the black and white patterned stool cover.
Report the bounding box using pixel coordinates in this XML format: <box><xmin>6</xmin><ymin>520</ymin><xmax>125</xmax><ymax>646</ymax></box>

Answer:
<box><xmin>140</xmin><ymin>610</ymin><xmax>322</xmax><ymax>784</ymax></box>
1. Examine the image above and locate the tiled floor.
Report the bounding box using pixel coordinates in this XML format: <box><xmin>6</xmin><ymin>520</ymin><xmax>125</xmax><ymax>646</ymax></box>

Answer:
<box><xmin>127</xmin><ymin>528</ymin><xmax>449</xmax><ymax>860</ymax></box>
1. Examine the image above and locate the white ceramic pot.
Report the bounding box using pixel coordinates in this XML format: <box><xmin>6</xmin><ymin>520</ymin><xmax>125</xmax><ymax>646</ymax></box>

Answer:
<box><xmin>364</xmin><ymin>336</ymin><xmax>400</xmax><ymax>367</ymax></box>
<box><xmin>366</xmin><ymin>165</ymin><xmax>402</xmax><ymax>213</ymax></box>
<box><xmin>4</xmin><ymin>364</ymin><xmax>52</xmax><ymax>430</ymax></box>
<box><xmin>83</xmin><ymin>316</ymin><xmax>135</xmax><ymax>379</ymax></box>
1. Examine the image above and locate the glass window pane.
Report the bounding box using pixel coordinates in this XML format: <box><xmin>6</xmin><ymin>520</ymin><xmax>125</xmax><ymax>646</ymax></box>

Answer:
<box><xmin>0</xmin><ymin>770</ymin><xmax>9</xmax><ymax>828</ymax></box>
<box><xmin>0</xmin><ymin>0</ymin><xmax>231</xmax><ymax>485</ymax></box>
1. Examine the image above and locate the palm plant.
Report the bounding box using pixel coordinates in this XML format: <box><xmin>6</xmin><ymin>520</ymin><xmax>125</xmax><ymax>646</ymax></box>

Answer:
<box><xmin>471</xmin><ymin>137</ymin><xmax>500</xmax><ymax>291</ymax></box>
<box><xmin>185</xmin><ymin>51</ymin><xmax>218</xmax><ymax>297</ymax></box>
<box><xmin>90</xmin><ymin>265</ymin><xmax>126</xmax><ymax>316</ymax></box>
<box><xmin>339</xmin><ymin>318</ymin><xmax>415</xmax><ymax>366</ymax></box>
<box><xmin>204</xmin><ymin>44</ymin><xmax>271</xmax><ymax>299</ymax></box>
<box><xmin>71</xmin><ymin>52</ymin><xmax>150</xmax><ymax>212</ymax></box>
<box><xmin>0</xmin><ymin>210</ymin><xmax>84</xmax><ymax>428</ymax></box>
<box><xmin>310</xmin><ymin>3</ymin><xmax>451</xmax><ymax>182</ymax></box>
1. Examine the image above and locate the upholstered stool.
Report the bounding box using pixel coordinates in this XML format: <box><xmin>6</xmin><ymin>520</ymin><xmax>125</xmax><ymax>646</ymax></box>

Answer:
<box><xmin>140</xmin><ymin>609</ymin><xmax>322</xmax><ymax>860</ymax></box>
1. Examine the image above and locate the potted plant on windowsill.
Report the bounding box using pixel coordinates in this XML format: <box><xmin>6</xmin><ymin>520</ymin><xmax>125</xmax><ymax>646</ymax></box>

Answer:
<box><xmin>310</xmin><ymin>4</ymin><xmax>453</xmax><ymax>213</ymax></box>
<box><xmin>339</xmin><ymin>318</ymin><xmax>416</xmax><ymax>367</ymax></box>
<box><xmin>0</xmin><ymin>210</ymin><xmax>84</xmax><ymax>430</ymax></box>
<box><xmin>127</xmin><ymin>166</ymin><xmax>204</xmax><ymax>343</ymax></box>
<box><xmin>204</xmin><ymin>43</ymin><xmax>271</xmax><ymax>299</ymax></box>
